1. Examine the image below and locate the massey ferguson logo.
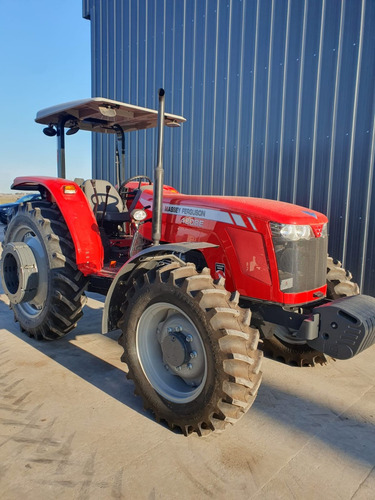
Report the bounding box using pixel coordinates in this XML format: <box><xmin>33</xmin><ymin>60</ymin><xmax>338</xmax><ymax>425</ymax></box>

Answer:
<box><xmin>313</xmin><ymin>224</ymin><xmax>324</xmax><ymax>237</ymax></box>
<box><xmin>163</xmin><ymin>204</ymin><xmax>233</xmax><ymax>224</ymax></box>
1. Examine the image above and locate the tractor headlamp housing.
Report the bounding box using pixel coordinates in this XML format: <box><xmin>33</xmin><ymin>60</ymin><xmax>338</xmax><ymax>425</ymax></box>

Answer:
<box><xmin>270</xmin><ymin>222</ymin><xmax>328</xmax><ymax>294</ymax></box>
<box><xmin>280</xmin><ymin>224</ymin><xmax>312</xmax><ymax>241</ymax></box>
<box><xmin>131</xmin><ymin>209</ymin><xmax>147</xmax><ymax>222</ymax></box>
<box><xmin>270</xmin><ymin>222</ymin><xmax>328</xmax><ymax>241</ymax></box>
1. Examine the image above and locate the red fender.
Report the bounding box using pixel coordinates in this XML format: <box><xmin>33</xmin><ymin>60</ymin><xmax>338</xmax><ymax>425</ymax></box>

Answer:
<box><xmin>11</xmin><ymin>176</ymin><xmax>103</xmax><ymax>275</ymax></box>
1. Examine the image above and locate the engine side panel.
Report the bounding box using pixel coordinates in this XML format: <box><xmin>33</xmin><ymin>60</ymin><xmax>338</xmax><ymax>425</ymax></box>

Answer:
<box><xmin>136</xmin><ymin>189</ymin><xmax>328</xmax><ymax>305</ymax></box>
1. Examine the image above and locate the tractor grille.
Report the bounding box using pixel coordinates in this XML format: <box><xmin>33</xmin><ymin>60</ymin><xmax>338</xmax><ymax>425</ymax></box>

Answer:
<box><xmin>272</xmin><ymin>233</ymin><xmax>328</xmax><ymax>294</ymax></box>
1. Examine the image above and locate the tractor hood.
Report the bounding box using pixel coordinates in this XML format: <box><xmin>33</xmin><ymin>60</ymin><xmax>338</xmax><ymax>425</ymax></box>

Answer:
<box><xmin>159</xmin><ymin>192</ymin><xmax>328</xmax><ymax>226</ymax></box>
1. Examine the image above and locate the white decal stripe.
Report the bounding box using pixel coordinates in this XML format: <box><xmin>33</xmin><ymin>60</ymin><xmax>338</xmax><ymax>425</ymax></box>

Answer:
<box><xmin>247</xmin><ymin>217</ymin><xmax>257</xmax><ymax>231</ymax></box>
<box><xmin>231</xmin><ymin>213</ymin><xmax>246</xmax><ymax>227</ymax></box>
<box><xmin>163</xmin><ymin>204</ymin><xmax>233</xmax><ymax>224</ymax></box>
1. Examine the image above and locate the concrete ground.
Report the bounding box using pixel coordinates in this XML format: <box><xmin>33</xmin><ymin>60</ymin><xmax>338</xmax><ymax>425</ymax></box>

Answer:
<box><xmin>0</xmin><ymin>223</ymin><xmax>374</xmax><ymax>499</ymax></box>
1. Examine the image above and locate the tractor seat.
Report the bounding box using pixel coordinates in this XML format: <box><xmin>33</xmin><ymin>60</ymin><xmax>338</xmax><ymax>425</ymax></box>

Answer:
<box><xmin>81</xmin><ymin>179</ymin><xmax>131</xmax><ymax>223</ymax></box>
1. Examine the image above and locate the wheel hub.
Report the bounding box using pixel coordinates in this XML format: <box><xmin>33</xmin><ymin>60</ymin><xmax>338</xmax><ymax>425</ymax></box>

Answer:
<box><xmin>1</xmin><ymin>242</ymin><xmax>39</xmax><ymax>304</ymax></box>
<box><xmin>161</xmin><ymin>332</ymin><xmax>190</xmax><ymax>367</ymax></box>
<box><xmin>156</xmin><ymin>314</ymin><xmax>205</xmax><ymax>382</ymax></box>
<box><xmin>136</xmin><ymin>303</ymin><xmax>207</xmax><ymax>403</ymax></box>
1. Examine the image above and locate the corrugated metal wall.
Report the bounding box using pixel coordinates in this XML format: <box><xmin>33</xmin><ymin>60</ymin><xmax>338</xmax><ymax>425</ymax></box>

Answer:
<box><xmin>83</xmin><ymin>0</ymin><xmax>375</xmax><ymax>295</ymax></box>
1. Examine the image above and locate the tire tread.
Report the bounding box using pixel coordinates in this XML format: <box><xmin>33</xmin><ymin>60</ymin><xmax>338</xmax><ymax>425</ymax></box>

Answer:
<box><xmin>4</xmin><ymin>202</ymin><xmax>88</xmax><ymax>340</ymax></box>
<box><xmin>118</xmin><ymin>262</ymin><xmax>262</xmax><ymax>436</ymax></box>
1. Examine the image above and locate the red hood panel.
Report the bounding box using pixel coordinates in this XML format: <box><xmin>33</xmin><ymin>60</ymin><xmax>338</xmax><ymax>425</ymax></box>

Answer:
<box><xmin>159</xmin><ymin>193</ymin><xmax>328</xmax><ymax>225</ymax></box>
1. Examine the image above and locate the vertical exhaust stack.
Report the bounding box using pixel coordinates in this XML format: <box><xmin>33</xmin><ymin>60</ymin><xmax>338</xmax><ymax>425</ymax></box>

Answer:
<box><xmin>57</xmin><ymin>117</ymin><xmax>69</xmax><ymax>178</ymax></box>
<box><xmin>152</xmin><ymin>89</ymin><xmax>165</xmax><ymax>246</ymax></box>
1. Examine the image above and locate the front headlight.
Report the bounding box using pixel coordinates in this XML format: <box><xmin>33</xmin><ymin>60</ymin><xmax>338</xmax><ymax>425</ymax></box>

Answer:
<box><xmin>131</xmin><ymin>209</ymin><xmax>147</xmax><ymax>222</ymax></box>
<box><xmin>270</xmin><ymin>222</ymin><xmax>318</xmax><ymax>241</ymax></box>
<box><xmin>281</xmin><ymin>224</ymin><xmax>312</xmax><ymax>241</ymax></box>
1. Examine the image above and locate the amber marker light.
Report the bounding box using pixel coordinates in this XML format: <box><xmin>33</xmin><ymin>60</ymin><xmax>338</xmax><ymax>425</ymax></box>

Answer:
<box><xmin>63</xmin><ymin>185</ymin><xmax>77</xmax><ymax>194</ymax></box>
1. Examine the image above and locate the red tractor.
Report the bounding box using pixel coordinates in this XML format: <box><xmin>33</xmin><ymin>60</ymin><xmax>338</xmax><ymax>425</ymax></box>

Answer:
<box><xmin>1</xmin><ymin>89</ymin><xmax>374</xmax><ymax>436</ymax></box>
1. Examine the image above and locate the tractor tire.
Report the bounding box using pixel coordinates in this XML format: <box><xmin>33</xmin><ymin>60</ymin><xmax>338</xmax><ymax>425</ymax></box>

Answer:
<box><xmin>1</xmin><ymin>202</ymin><xmax>87</xmax><ymax>340</ymax></box>
<box><xmin>118</xmin><ymin>262</ymin><xmax>262</xmax><ymax>436</ymax></box>
<box><xmin>261</xmin><ymin>256</ymin><xmax>359</xmax><ymax>367</ymax></box>
<box><xmin>261</xmin><ymin>326</ymin><xmax>327</xmax><ymax>367</ymax></box>
<box><xmin>326</xmin><ymin>256</ymin><xmax>359</xmax><ymax>299</ymax></box>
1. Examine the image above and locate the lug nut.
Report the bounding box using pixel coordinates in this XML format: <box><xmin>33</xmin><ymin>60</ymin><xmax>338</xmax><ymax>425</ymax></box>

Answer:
<box><xmin>176</xmin><ymin>366</ymin><xmax>182</xmax><ymax>372</ymax></box>
<box><xmin>175</xmin><ymin>326</ymin><xmax>182</xmax><ymax>333</ymax></box>
<box><xmin>167</xmin><ymin>327</ymin><xmax>173</xmax><ymax>333</ymax></box>
<box><xmin>187</xmin><ymin>363</ymin><xmax>193</xmax><ymax>370</ymax></box>
<box><xmin>190</xmin><ymin>351</ymin><xmax>197</xmax><ymax>359</ymax></box>
<box><xmin>185</xmin><ymin>334</ymin><xmax>193</xmax><ymax>343</ymax></box>
<box><xmin>164</xmin><ymin>364</ymin><xmax>169</xmax><ymax>371</ymax></box>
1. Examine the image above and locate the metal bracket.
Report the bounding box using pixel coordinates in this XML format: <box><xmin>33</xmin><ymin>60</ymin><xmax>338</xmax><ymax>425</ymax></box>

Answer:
<box><xmin>295</xmin><ymin>314</ymin><xmax>319</xmax><ymax>341</ymax></box>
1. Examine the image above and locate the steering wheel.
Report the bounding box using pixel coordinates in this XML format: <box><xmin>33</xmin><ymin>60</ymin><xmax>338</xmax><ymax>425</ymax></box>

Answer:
<box><xmin>119</xmin><ymin>175</ymin><xmax>152</xmax><ymax>194</ymax></box>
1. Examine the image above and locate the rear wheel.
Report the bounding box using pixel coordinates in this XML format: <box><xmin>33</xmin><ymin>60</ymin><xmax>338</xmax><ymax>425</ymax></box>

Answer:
<box><xmin>118</xmin><ymin>262</ymin><xmax>262</xmax><ymax>436</ymax></box>
<box><xmin>261</xmin><ymin>256</ymin><xmax>359</xmax><ymax>366</ymax></box>
<box><xmin>1</xmin><ymin>202</ymin><xmax>88</xmax><ymax>340</ymax></box>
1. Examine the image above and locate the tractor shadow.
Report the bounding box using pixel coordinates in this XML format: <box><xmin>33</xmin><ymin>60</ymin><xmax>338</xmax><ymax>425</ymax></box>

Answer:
<box><xmin>252</xmin><ymin>368</ymin><xmax>375</xmax><ymax>467</ymax></box>
<box><xmin>0</xmin><ymin>288</ymin><xmax>156</xmax><ymax>425</ymax></box>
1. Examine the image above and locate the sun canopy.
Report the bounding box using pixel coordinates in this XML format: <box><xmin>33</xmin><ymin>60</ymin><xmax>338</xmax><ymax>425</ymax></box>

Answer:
<box><xmin>35</xmin><ymin>97</ymin><xmax>186</xmax><ymax>133</ymax></box>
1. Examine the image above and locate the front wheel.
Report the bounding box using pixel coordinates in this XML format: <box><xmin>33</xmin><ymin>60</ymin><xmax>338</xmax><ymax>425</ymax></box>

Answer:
<box><xmin>118</xmin><ymin>262</ymin><xmax>262</xmax><ymax>436</ymax></box>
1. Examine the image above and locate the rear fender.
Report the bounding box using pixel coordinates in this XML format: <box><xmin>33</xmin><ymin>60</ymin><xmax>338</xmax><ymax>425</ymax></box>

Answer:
<box><xmin>102</xmin><ymin>242</ymin><xmax>217</xmax><ymax>333</ymax></box>
<box><xmin>11</xmin><ymin>176</ymin><xmax>103</xmax><ymax>274</ymax></box>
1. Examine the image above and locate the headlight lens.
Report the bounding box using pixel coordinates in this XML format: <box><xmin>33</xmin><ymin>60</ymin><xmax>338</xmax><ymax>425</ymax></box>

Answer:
<box><xmin>131</xmin><ymin>209</ymin><xmax>147</xmax><ymax>222</ymax></box>
<box><xmin>280</xmin><ymin>224</ymin><xmax>312</xmax><ymax>241</ymax></box>
<box><xmin>270</xmin><ymin>222</ymin><xmax>320</xmax><ymax>241</ymax></box>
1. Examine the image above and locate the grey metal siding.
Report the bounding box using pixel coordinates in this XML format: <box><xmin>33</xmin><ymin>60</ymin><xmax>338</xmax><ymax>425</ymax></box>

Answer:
<box><xmin>84</xmin><ymin>0</ymin><xmax>375</xmax><ymax>295</ymax></box>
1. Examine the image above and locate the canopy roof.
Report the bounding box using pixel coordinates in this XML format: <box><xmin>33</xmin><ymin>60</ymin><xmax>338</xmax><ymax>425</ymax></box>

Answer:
<box><xmin>35</xmin><ymin>97</ymin><xmax>186</xmax><ymax>133</ymax></box>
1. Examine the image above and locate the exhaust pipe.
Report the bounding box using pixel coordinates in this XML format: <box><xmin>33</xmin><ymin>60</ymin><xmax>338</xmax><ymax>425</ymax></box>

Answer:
<box><xmin>152</xmin><ymin>89</ymin><xmax>165</xmax><ymax>246</ymax></box>
<box><xmin>57</xmin><ymin>116</ymin><xmax>70</xmax><ymax>178</ymax></box>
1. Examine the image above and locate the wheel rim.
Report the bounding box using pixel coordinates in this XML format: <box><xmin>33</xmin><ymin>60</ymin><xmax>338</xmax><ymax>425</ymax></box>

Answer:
<box><xmin>9</xmin><ymin>222</ymin><xmax>49</xmax><ymax>319</ymax></box>
<box><xmin>136</xmin><ymin>302</ymin><xmax>207</xmax><ymax>404</ymax></box>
